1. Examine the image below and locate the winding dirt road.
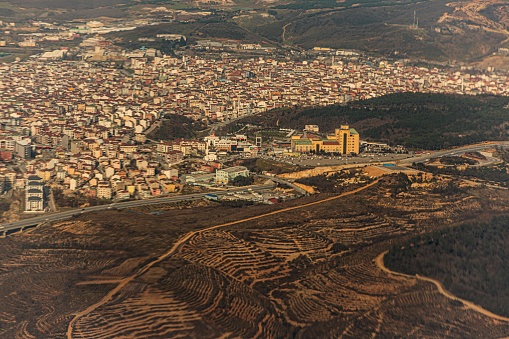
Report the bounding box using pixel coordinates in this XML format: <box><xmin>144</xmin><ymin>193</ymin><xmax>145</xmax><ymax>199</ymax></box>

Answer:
<box><xmin>67</xmin><ymin>179</ymin><xmax>381</xmax><ymax>338</ymax></box>
<box><xmin>282</xmin><ymin>23</ymin><xmax>291</xmax><ymax>42</ymax></box>
<box><xmin>375</xmin><ymin>251</ymin><xmax>509</xmax><ymax>323</ymax></box>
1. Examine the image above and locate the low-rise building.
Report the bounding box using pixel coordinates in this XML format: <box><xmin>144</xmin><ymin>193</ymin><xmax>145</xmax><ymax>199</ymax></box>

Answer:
<box><xmin>97</xmin><ymin>184</ymin><xmax>112</xmax><ymax>199</ymax></box>
<box><xmin>167</xmin><ymin>150</ymin><xmax>183</xmax><ymax>164</ymax></box>
<box><xmin>117</xmin><ymin>189</ymin><xmax>130</xmax><ymax>200</ymax></box>
<box><xmin>215</xmin><ymin>166</ymin><xmax>249</xmax><ymax>185</ymax></box>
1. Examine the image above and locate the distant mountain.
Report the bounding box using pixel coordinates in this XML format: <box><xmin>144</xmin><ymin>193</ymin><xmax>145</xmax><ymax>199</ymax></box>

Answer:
<box><xmin>6</xmin><ymin>0</ymin><xmax>509</xmax><ymax>62</ymax></box>
<box><xmin>250</xmin><ymin>0</ymin><xmax>509</xmax><ymax>62</ymax></box>
<box><xmin>8</xmin><ymin>0</ymin><xmax>132</xmax><ymax>10</ymax></box>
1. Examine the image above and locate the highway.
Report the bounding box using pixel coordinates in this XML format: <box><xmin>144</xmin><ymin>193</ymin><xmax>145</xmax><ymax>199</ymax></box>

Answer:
<box><xmin>284</xmin><ymin>142</ymin><xmax>509</xmax><ymax>168</ymax></box>
<box><xmin>0</xmin><ymin>183</ymin><xmax>275</xmax><ymax>235</ymax></box>
<box><xmin>3</xmin><ymin>142</ymin><xmax>508</xmax><ymax>235</ymax></box>
<box><xmin>399</xmin><ymin>142</ymin><xmax>509</xmax><ymax>164</ymax></box>
<box><xmin>257</xmin><ymin>174</ymin><xmax>309</xmax><ymax>195</ymax></box>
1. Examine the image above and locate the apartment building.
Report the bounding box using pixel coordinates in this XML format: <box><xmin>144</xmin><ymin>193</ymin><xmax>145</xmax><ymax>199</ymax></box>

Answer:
<box><xmin>25</xmin><ymin>175</ymin><xmax>44</xmax><ymax>212</ymax></box>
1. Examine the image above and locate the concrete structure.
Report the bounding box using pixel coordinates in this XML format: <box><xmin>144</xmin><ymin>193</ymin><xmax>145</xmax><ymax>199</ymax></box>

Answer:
<box><xmin>256</xmin><ymin>136</ymin><xmax>262</xmax><ymax>148</ymax></box>
<box><xmin>15</xmin><ymin>140</ymin><xmax>32</xmax><ymax>159</ymax></box>
<box><xmin>334</xmin><ymin>125</ymin><xmax>360</xmax><ymax>154</ymax></box>
<box><xmin>0</xmin><ymin>183</ymin><xmax>277</xmax><ymax>236</ymax></box>
<box><xmin>25</xmin><ymin>175</ymin><xmax>44</xmax><ymax>212</ymax></box>
<box><xmin>291</xmin><ymin>125</ymin><xmax>359</xmax><ymax>154</ymax></box>
<box><xmin>304</xmin><ymin>125</ymin><xmax>319</xmax><ymax>133</ymax></box>
<box><xmin>186</xmin><ymin>173</ymin><xmax>215</xmax><ymax>185</ymax></box>
<box><xmin>215</xmin><ymin>166</ymin><xmax>250</xmax><ymax>185</ymax></box>
<box><xmin>97</xmin><ymin>184</ymin><xmax>112</xmax><ymax>200</ymax></box>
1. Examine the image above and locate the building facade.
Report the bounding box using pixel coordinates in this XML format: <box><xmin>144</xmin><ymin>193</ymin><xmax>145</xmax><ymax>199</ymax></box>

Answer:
<box><xmin>291</xmin><ymin>125</ymin><xmax>359</xmax><ymax>154</ymax></box>
<box><xmin>215</xmin><ymin>166</ymin><xmax>250</xmax><ymax>185</ymax></box>
<box><xmin>334</xmin><ymin>125</ymin><xmax>360</xmax><ymax>154</ymax></box>
<box><xmin>25</xmin><ymin>175</ymin><xmax>45</xmax><ymax>212</ymax></box>
<box><xmin>15</xmin><ymin>140</ymin><xmax>32</xmax><ymax>159</ymax></box>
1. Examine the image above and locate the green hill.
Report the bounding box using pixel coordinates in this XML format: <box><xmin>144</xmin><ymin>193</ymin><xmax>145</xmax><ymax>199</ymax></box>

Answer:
<box><xmin>238</xmin><ymin>93</ymin><xmax>509</xmax><ymax>150</ymax></box>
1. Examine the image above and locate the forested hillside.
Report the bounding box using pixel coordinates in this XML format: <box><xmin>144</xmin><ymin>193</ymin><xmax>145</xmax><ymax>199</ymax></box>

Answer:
<box><xmin>239</xmin><ymin>93</ymin><xmax>509</xmax><ymax>149</ymax></box>
<box><xmin>385</xmin><ymin>216</ymin><xmax>509</xmax><ymax>317</ymax></box>
<box><xmin>148</xmin><ymin>114</ymin><xmax>207</xmax><ymax>141</ymax></box>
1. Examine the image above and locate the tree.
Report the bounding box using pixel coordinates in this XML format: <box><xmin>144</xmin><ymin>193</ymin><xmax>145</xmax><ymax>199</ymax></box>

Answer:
<box><xmin>230</xmin><ymin>175</ymin><xmax>254</xmax><ymax>187</ymax></box>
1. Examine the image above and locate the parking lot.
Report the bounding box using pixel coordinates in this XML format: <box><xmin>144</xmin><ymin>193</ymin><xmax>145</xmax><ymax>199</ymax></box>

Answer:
<box><xmin>259</xmin><ymin>153</ymin><xmax>418</xmax><ymax>167</ymax></box>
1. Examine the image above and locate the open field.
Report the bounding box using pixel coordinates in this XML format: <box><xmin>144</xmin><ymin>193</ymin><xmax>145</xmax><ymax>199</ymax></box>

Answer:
<box><xmin>1</xmin><ymin>174</ymin><xmax>509</xmax><ymax>338</ymax></box>
<box><xmin>8</xmin><ymin>0</ymin><xmax>131</xmax><ymax>10</ymax></box>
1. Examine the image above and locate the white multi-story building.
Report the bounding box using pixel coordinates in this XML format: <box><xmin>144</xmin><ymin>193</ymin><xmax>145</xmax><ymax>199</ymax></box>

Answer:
<box><xmin>25</xmin><ymin>175</ymin><xmax>44</xmax><ymax>212</ymax></box>
<box><xmin>97</xmin><ymin>184</ymin><xmax>112</xmax><ymax>200</ymax></box>
<box><xmin>215</xmin><ymin>166</ymin><xmax>249</xmax><ymax>185</ymax></box>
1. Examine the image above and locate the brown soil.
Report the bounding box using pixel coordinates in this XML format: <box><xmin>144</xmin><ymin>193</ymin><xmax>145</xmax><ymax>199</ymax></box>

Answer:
<box><xmin>473</xmin><ymin>55</ymin><xmax>509</xmax><ymax>70</ymax></box>
<box><xmin>1</xmin><ymin>175</ymin><xmax>509</xmax><ymax>338</ymax></box>
<box><xmin>363</xmin><ymin>165</ymin><xmax>391</xmax><ymax>177</ymax></box>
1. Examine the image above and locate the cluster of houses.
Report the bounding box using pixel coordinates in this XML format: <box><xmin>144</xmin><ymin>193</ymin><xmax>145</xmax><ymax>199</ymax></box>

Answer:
<box><xmin>1</xmin><ymin>50</ymin><xmax>509</xmax><ymax>210</ymax></box>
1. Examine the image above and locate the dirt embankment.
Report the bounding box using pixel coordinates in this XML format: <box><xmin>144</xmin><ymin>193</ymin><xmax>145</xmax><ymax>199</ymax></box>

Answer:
<box><xmin>278</xmin><ymin>164</ymin><xmax>372</xmax><ymax>179</ymax></box>
<box><xmin>472</xmin><ymin>56</ymin><xmax>509</xmax><ymax>71</ymax></box>
<box><xmin>4</xmin><ymin>175</ymin><xmax>509</xmax><ymax>338</ymax></box>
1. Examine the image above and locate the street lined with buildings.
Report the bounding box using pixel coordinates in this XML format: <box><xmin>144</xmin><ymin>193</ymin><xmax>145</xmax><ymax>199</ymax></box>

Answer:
<box><xmin>0</xmin><ymin>182</ymin><xmax>276</xmax><ymax>235</ymax></box>
<box><xmin>0</xmin><ymin>41</ymin><xmax>509</xmax><ymax>221</ymax></box>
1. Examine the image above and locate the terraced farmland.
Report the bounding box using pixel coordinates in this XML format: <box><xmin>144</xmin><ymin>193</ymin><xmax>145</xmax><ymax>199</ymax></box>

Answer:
<box><xmin>1</xmin><ymin>175</ymin><xmax>509</xmax><ymax>338</ymax></box>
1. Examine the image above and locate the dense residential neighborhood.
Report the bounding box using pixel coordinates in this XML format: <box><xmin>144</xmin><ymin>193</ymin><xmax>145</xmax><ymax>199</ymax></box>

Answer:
<box><xmin>1</xmin><ymin>43</ymin><xmax>509</xmax><ymax>207</ymax></box>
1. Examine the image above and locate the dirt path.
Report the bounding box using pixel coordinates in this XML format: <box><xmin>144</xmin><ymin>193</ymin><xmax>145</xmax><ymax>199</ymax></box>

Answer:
<box><xmin>76</xmin><ymin>280</ymin><xmax>123</xmax><ymax>285</ymax></box>
<box><xmin>282</xmin><ymin>23</ymin><xmax>291</xmax><ymax>42</ymax></box>
<box><xmin>375</xmin><ymin>251</ymin><xmax>509</xmax><ymax>323</ymax></box>
<box><xmin>67</xmin><ymin>180</ymin><xmax>380</xmax><ymax>338</ymax></box>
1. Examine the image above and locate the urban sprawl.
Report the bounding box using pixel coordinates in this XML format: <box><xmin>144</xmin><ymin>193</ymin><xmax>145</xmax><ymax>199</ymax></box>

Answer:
<box><xmin>2</xmin><ymin>35</ymin><xmax>509</xmax><ymax>214</ymax></box>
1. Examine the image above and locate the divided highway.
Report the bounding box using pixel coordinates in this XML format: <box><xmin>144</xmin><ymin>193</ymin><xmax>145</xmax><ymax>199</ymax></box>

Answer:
<box><xmin>400</xmin><ymin>141</ymin><xmax>509</xmax><ymax>164</ymax></box>
<box><xmin>0</xmin><ymin>183</ymin><xmax>275</xmax><ymax>235</ymax></box>
<box><xmin>257</xmin><ymin>174</ymin><xmax>309</xmax><ymax>195</ymax></box>
<box><xmin>3</xmin><ymin>142</ymin><xmax>509</xmax><ymax>235</ymax></box>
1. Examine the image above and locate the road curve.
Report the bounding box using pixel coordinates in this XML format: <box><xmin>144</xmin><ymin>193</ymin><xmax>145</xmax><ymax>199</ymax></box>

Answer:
<box><xmin>401</xmin><ymin>141</ymin><xmax>509</xmax><ymax>165</ymax></box>
<box><xmin>67</xmin><ymin>179</ymin><xmax>381</xmax><ymax>338</ymax></box>
<box><xmin>375</xmin><ymin>250</ymin><xmax>509</xmax><ymax>323</ymax></box>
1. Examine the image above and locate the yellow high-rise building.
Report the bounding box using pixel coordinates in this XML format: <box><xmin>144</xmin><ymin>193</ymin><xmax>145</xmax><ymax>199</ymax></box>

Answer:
<box><xmin>333</xmin><ymin>125</ymin><xmax>359</xmax><ymax>154</ymax></box>
<box><xmin>291</xmin><ymin>125</ymin><xmax>359</xmax><ymax>154</ymax></box>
